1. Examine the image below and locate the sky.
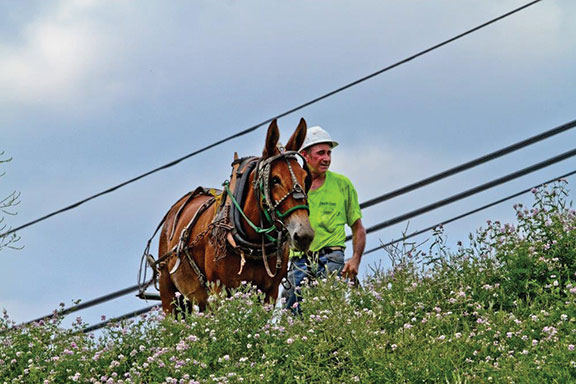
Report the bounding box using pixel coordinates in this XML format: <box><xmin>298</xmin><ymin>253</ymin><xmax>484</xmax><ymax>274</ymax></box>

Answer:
<box><xmin>1</xmin><ymin>0</ymin><xmax>576</xmax><ymax>326</ymax></box>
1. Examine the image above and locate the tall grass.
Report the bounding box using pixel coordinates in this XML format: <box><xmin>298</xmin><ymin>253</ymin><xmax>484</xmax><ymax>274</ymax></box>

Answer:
<box><xmin>2</xmin><ymin>183</ymin><xmax>576</xmax><ymax>383</ymax></box>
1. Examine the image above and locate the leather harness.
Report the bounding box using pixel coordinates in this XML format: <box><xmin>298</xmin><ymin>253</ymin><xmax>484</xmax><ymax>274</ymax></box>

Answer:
<box><xmin>137</xmin><ymin>146</ymin><xmax>310</xmax><ymax>296</ymax></box>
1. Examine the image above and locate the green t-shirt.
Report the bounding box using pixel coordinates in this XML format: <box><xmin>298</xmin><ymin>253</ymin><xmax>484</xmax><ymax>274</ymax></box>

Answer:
<box><xmin>304</xmin><ymin>171</ymin><xmax>362</xmax><ymax>252</ymax></box>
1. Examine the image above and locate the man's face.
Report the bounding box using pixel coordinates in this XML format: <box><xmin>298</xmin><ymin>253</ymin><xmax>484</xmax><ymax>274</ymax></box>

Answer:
<box><xmin>302</xmin><ymin>143</ymin><xmax>332</xmax><ymax>175</ymax></box>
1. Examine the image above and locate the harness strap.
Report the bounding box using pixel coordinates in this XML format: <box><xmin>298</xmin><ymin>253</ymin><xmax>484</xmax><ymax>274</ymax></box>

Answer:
<box><xmin>225</xmin><ymin>182</ymin><xmax>277</xmax><ymax>242</ymax></box>
<box><xmin>173</xmin><ymin>196</ymin><xmax>218</xmax><ymax>285</ymax></box>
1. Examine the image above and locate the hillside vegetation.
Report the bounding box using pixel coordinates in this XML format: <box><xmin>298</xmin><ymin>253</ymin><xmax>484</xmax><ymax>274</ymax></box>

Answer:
<box><xmin>2</xmin><ymin>183</ymin><xmax>576</xmax><ymax>383</ymax></box>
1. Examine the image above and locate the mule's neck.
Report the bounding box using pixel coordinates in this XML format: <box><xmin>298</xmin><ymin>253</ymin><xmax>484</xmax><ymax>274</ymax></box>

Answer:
<box><xmin>241</xmin><ymin>171</ymin><xmax>267</xmax><ymax>241</ymax></box>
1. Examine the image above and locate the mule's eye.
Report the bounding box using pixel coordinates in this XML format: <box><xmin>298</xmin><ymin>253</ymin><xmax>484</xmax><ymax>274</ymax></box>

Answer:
<box><xmin>271</xmin><ymin>176</ymin><xmax>281</xmax><ymax>186</ymax></box>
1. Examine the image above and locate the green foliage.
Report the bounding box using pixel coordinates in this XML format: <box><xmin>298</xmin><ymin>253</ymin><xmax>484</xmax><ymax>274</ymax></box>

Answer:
<box><xmin>2</xmin><ymin>183</ymin><xmax>576</xmax><ymax>383</ymax></box>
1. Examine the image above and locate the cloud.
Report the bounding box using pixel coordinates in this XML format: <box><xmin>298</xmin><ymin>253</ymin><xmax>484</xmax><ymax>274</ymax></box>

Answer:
<box><xmin>331</xmin><ymin>140</ymin><xmax>452</xmax><ymax>202</ymax></box>
<box><xmin>0</xmin><ymin>1</ymin><xmax>124</xmax><ymax>111</ymax></box>
<box><xmin>469</xmin><ymin>2</ymin><xmax>567</xmax><ymax>62</ymax></box>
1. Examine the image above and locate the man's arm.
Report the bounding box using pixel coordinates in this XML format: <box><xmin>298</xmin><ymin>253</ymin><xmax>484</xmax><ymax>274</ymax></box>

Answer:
<box><xmin>342</xmin><ymin>218</ymin><xmax>366</xmax><ymax>279</ymax></box>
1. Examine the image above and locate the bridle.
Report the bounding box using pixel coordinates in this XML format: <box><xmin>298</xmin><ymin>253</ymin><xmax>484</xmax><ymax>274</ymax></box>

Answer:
<box><xmin>255</xmin><ymin>148</ymin><xmax>309</xmax><ymax>228</ymax></box>
<box><xmin>223</xmin><ymin>146</ymin><xmax>310</xmax><ymax>277</ymax></box>
<box><xmin>225</xmin><ymin>148</ymin><xmax>309</xmax><ymax>242</ymax></box>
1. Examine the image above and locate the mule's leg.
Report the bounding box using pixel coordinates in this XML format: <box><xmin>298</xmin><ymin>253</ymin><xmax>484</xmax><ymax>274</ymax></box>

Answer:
<box><xmin>181</xmin><ymin>286</ymin><xmax>209</xmax><ymax>312</ymax></box>
<box><xmin>264</xmin><ymin>285</ymin><xmax>280</xmax><ymax>305</ymax></box>
<box><xmin>159</xmin><ymin>268</ymin><xmax>178</xmax><ymax>314</ymax></box>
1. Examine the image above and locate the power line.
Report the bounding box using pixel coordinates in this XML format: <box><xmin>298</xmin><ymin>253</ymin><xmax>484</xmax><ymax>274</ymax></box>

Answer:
<box><xmin>0</xmin><ymin>0</ymin><xmax>543</xmax><ymax>239</ymax></box>
<box><xmin>75</xmin><ymin>164</ymin><xmax>576</xmax><ymax>333</ymax></box>
<box><xmin>69</xmin><ymin>162</ymin><xmax>575</xmax><ymax>334</ymax></box>
<box><xmin>347</xmin><ymin>146</ymin><xmax>576</xmax><ymax>241</ymax></box>
<box><xmin>360</xmin><ymin>118</ymin><xmax>576</xmax><ymax>209</ymax></box>
<box><xmin>362</xmin><ymin>169</ymin><xmax>576</xmax><ymax>255</ymax></box>
<box><xmin>81</xmin><ymin>305</ymin><xmax>157</xmax><ymax>334</ymax></box>
<box><xmin>9</xmin><ymin>283</ymin><xmax>146</xmax><ymax>332</ymax></box>
<box><xmin>13</xmin><ymin>158</ymin><xmax>574</xmax><ymax>330</ymax></box>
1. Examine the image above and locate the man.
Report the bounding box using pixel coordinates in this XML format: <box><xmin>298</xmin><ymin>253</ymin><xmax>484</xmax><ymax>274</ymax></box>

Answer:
<box><xmin>284</xmin><ymin>125</ymin><xmax>366</xmax><ymax>312</ymax></box>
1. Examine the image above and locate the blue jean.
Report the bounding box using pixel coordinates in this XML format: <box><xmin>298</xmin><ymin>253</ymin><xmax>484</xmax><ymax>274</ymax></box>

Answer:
<box><xmin>284</xmin><ymin>250</ymin><xmax>345</xmax><ymax>314</ymax></box>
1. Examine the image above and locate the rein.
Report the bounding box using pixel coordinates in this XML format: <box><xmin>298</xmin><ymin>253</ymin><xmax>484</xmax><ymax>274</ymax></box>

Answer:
<box><xmin>256</xmin><ymin>150</ymin><xmax>309</xmax><ymax>225</ymax></box>
<box><xmin>229</xmin><ymin>148</ymin><xmax>309</xmax><ymax>277</ymax></box>
<box><xmin>225</xmin><ymin>150</ymin><xmax>309</xmax><ymax>243</ymax></box>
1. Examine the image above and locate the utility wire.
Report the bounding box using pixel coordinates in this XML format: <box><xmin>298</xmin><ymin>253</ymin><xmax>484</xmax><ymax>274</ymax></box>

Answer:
<box><xmin>81</xmin><ymin>305</ymin><xmax>157</xmax><ymax>334</ymax></box>
<box><xmin>362</xmin><ymin>169</ymin><xmax>576</xmax><ymax>255</ymax></box>
<box><xmin>8</xmin><ymin>283</ymin><xmax>146</xmax><ymax>332</ymax></box>
<box><xmin>13</xmin><ymin>161</ymin><xmax>575</xmax><ymax>330</ymax></box>
<box><xmin>79</xmin><ymin>167</ymin><xmax>576</xmax><ymax>334</ymax></box>
<box><xmin>346</xmin><ymin>146</ymin><xmax>576</xmax><ymax>241</ymax></box>
<box><xmin>360</xmin><ymin>118</ymin><xmax>576</xmax><ymax>209</ymax></box>
<box><xmin>74</xmin><ymin>166</ymin><xmax>574</xmax><ymax>334</ymax></box>
<box><xmin>0</xmin><ymin>0</ymin><xmax>543</xmax><ymax>239</ymax></box>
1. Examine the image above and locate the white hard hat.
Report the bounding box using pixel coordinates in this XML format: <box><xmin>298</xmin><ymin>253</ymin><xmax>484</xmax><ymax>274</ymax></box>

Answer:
<box><xmin>300</xmin><ymin>126</ymin><xmax>339</xmax><ymax>151</ymax></box>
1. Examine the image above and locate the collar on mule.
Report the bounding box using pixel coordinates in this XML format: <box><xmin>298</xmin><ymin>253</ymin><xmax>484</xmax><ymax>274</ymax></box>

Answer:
<box><xmin>254</xmin><ymin>148</ymin><xmax>309</xmax><ymax>226</ymax></box>
<box><xmin>225</xmin><ymin>146</ymin><xmax>310</xmax><ymax>267</ymax></box>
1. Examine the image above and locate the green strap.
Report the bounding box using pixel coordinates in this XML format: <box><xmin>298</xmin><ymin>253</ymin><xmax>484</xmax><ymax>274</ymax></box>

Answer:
<box><xmin>258</xmin><ymin>182</ymin><xmax>309</xmax><ymax>220</ymax></box>
<box><xmin>224</xmin><ymin>183</ymin><xmax>277</xmax><ymax>242</ymax></box>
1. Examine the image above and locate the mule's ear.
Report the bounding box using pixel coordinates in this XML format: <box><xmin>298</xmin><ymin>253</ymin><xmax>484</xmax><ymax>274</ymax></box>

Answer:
<box><xmin>285</xmin><ymin>118</ymin><xmax>307</xmax><ymax>151</ymax></box>
<box><xmin>263</xmin><ymin>119</ymin><xmax>280</xmax><ymax>158</ymax></box>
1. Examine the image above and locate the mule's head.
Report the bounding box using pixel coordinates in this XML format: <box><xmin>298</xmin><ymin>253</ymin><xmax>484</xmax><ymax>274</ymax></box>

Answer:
<box><xmin>260</xmin><ymin>118</ymin><xmax>314</xmax><ymax>252</ymax></box>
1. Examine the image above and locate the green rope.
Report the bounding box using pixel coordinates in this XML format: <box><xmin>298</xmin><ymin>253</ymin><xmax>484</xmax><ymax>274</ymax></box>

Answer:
<box><xmin>276</xmin><ymin>204</ymin><xmax>309</xmax><ymax>218</ymax></box>
<box><xmin>258</xmin><ymin>183</ymin><xmax>309</xmax><ymax>220</ymax></box>
<box><xmin>224</xmin><ymin>183</ymin><xmax>277</xmax><ymax>242</ymax></box>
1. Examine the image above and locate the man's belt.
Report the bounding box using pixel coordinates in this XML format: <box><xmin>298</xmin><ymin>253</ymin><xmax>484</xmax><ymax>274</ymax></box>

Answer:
<box><xmin>294</xmin><ymin>246</ymin><xmax>344</xmax><ymax>260</ymax></box>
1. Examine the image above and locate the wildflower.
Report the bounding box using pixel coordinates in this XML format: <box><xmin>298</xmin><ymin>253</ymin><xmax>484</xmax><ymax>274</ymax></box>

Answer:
<box><xmin>569</xmin><ymin>345</ymin><xmax>575</xmax><ymax>351</ymax></box>
<box><xmin>218</xmin><ymin>354</ymin><xmax>230</xmax><ymax>363</ymax></box>
<box><xmin>286</xmin><ymin>338</ymin><xmax>294</xmax><ymax>344</ymax></box>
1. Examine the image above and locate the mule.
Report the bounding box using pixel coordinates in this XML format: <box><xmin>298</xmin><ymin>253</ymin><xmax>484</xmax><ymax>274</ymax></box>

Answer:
<box><xmin>157</xmin><ymin>119</ymin><xmax>314</xmax><ymax>313</ymax></box>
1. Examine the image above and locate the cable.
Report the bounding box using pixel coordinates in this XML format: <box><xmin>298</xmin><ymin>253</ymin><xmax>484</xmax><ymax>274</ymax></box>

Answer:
<box><xmin>81</xmin><ymin>305</ymin><xmax>157</xmax><ymax>334</ymax></box>
<box><xmin>13</xmin><ymin>164</ymin><xmax>575</xmax><ymax>330</ymax></box>
<box><xmin>360</xmin><ymin>119</ymin><xmax>576</xmax><ymax>209</ymax></box>
<box><xmin>0</xmin><ymin>0</ymin><xmax>544</xmax><ymax>239</ymax></box>
<box><xmin>346</xmin><ymin>146</ymin><xmax>576</xmax><ymax>241</ymax></box>
<box><xmin>74</xmin><ymin>162</ymin><xmax>575</xmax><ymax>334</ymax></box>
<box><xmin>59</xmin><ymin>166</ymin><xmax>576</xmax><ymax>334</ymax></box>
<box><xmin>63</xmin><ymin>160</ymin><xmax>576</xmax><ymax>334</ymax></box>
<box><xmin>362</xmin><ymin>169</ymin><xmax>576</xmax><ymax>255</ymax></box>
<box><xmin>17</xmin><ymin>283</ymin><xmax>144</xmax><ymax>329</ymax></box>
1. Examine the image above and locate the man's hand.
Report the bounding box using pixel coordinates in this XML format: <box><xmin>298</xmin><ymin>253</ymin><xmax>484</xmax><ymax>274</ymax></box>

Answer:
<box><xmin>342</xmin><ymin>257</ymin><xmax>360</xmax><ymax>279</ymax></box>
<box><xmin>342</xmin><ymin>218</ymin><xmax>366</xmax><ymax>281</ymax></box>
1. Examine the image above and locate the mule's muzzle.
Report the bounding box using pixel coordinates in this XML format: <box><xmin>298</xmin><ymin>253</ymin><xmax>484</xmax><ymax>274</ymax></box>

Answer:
<box><xmin>287</xmin><ymin>220</ymin><xmax>314</xmax><ymax>252</ymax></box>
